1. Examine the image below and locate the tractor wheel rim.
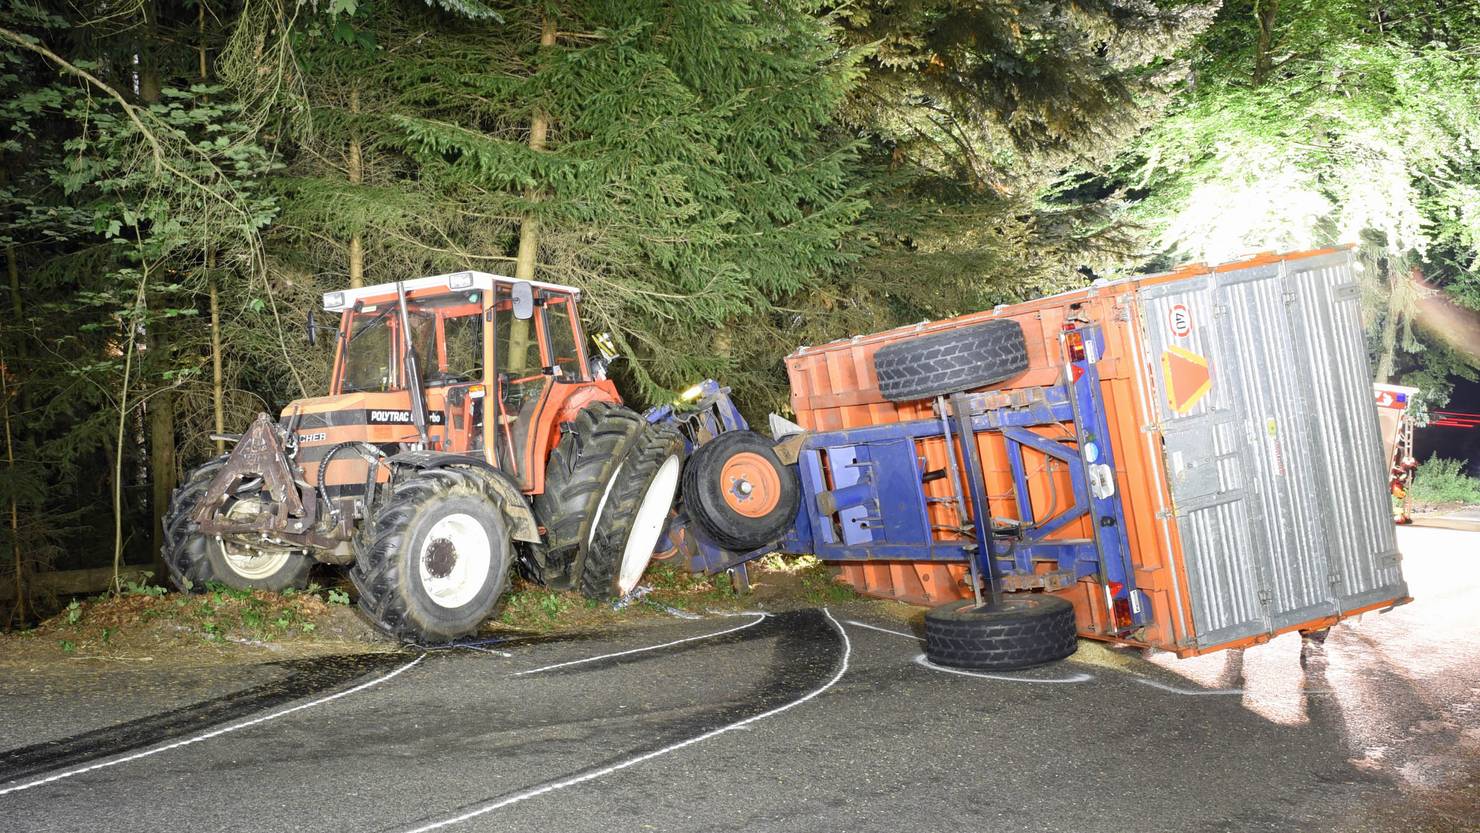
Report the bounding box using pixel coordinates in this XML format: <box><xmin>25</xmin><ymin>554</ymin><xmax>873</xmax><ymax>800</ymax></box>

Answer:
<box><xmin>222</xmin><ymin>548</ymin><xmax>293</xmax><ymax>581</ymax></box>
<box><xmin>219</xmin><ymin>498</ymin><xmax>294</xmax><ymax>581</ymax></box>
<box><xmin>719</xmin><ymin>452</ymin><xmax>781</xmax><ymax>519</ymax></box>
<box><xmin>618</xmin><ymin>454</ymin><xmax>682</xmax><ymax>594</ymax></box>
<box><xmin>588</xmin><ymin>463</ymin><xmax>624</xmax><ymax>547</ymax></box>
<box><xmin>419</xmin><ymin>512</ymin><xmax>491</xmax><ymax>609</ymax></box>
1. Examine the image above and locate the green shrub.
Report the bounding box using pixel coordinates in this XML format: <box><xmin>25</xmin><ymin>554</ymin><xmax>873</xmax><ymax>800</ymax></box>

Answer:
<box><xmin>1410</xmin><ymin>457</ymin><xmax>1480</xmax><ymax>505</ymax></box>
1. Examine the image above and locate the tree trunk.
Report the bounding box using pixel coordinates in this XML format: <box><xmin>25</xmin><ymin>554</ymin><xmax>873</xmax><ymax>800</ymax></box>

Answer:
<box><xmin>508</xmin><ymin>15</ymin><xmax>558</xmax><ymax>372</ymax></box>
<box><xmin>200</xmin><ymin>2</ymin><xmax>225</xmax><ymax>455</ymax></box>
<box><xmin>1253</xmin><ymin>0</ymin><xmax>1279</xmax><ymax>85</ymax></box>
<box><xmin>1</xmin><ymin>342</ymin><xmax>22</xmax><ymax>628</ymax></box>
<box><xmin>148</xmin><ymin>387</ymin><xmax>176</xmax><ymax>576</ymax></box>
<box><xmin>348</xmin><ymin>87</ymin><xmax>364</xmax><ymax>288</ymax></box>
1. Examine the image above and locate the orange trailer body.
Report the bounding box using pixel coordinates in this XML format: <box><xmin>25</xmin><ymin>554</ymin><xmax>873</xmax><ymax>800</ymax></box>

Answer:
<box><xmin>784</xmin><ymin>247</ymin><xmax>1410</xmax><ymax>657</ymax></box>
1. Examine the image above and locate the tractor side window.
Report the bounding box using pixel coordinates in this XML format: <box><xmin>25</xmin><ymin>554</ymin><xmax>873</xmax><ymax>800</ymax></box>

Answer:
<box><xmin>545</xmin><ymin>296</ymin><xmax>584</xmax><ymax>381</ymax></box>
<box><xmin>443</xmin><ymin>313</ymin><xmax>483</xmax><ymax>383</ymax></box>
<box><xmin>342</xmin><ymin>309</ymin><xmax>394</xmax><ymax>392</ymax></box>
<box><xmin>495</xmin><ymin>311</ymin><xmax>543</xmax><ymax>379</ymax></box>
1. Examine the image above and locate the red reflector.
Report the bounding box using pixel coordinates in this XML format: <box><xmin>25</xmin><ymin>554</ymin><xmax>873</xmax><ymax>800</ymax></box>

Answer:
<box><xmin>1108</xmin><ymin>581</ymin><xmax>1124</xmax><ymax>596</ymax></box>
<box><xmin>1071</xmin><ymin>364</ymin><xmax>1084</xmax><ymax>382</ymax></box>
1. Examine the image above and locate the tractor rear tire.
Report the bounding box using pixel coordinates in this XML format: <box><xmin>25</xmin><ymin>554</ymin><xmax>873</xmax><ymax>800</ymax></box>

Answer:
<box><xmin>163</xmin><ymin>458</ymin><xmax>313</xmax><ymax>594</ymax></box>
<box><xmin>350</xmin><ymin>467</ymin><xmax>513</xmax><ymax>642</ymax></box>
<box><xmin>872</xmin><ymin>319</ymin><xmax>1029</xmax><ymax>403</ymax></box>
<box><xmin>580</xmin><ymin>424</ymin><xmax>685</xmax><ymax>600</ymax></box>
<box><xmin>681</xmin><ymin>431</ymin><xmax>800</xmax><ymax>553</ymax></box>
<box><xmin>923</xmin><ymin>595</ymin><xmax>1078</xmax><ymax>670</ymax></box>
<box><xmin>533</xmin><ymin>402</ymin><xmax>644</xmax><ymax>588</ymax></box>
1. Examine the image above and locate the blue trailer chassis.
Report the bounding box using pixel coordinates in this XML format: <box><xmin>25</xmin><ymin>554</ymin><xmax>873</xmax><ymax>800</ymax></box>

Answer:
<box><xmin>647</xmin><ymin>325</ymin><xmax>1150</xmax><ymax>627</ymax></box>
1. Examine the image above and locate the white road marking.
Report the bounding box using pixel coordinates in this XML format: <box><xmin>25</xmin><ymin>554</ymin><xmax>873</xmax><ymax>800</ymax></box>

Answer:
<box><xmin>1129</xmin><ymin>677</ymin><xmax>1243</xmax><ymax>695</ymax></box>
<box><xmin>400</xmin><ymin>609</ymin><xmax>852</xmax><ymax>833</ymax></box>
<box><xmin>912</xmin><ymin>654</ymin><xmax>1094</xmax><ymax>684</ymax></box>
<box><xmin>0</xmin><ymin>654</ymin><xmax>426</xmax><ymax>797</ymax></box>
<box><xmin>514</xmin><ymin>612</ymin><xmax>767</xmax><ymax>676</ymax></box>
<box><xmin>845</xmin><ymin>620</ymin><xmax>922</xmax><ymax>641</ymax></box>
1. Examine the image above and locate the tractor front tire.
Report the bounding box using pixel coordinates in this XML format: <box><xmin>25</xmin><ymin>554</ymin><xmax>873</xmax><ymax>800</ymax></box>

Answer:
<box><xmin>923</xmin><ymin>595</ymin><xmax>1078</xmax><ymax>670</ymax></box>
<box><xmin>681</xmin><ymin>431</ymin><xmax>800</xmax><ymax>553</ymax></box>
<box><xmin>580</xmin><ymin>424</ymin><xmax>686</xmax><ymax>600</ymax></box>
<box><xmin>533</xmin><ymin>402</ymin><xmax>644</xmax><ymax>588</ymax></box>
<box><xmin>163</xmin><ymin>458</ymin><xmax>313</xmax><ymax>594</ymax></box>
<box><xmin>350</xmin><ymin>467</ymin><xmax>513</xmax><ymax>643</ymax></box>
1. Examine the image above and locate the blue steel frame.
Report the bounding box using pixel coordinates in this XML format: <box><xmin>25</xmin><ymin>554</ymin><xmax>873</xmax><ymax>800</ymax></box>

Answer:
<box><xmin>649</xmin><ymin>327</ymin><xmax>1148</xmax><ymax>627</ymax></box>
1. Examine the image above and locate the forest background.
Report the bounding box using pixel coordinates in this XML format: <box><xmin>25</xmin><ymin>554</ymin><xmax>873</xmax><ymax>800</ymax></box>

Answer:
<box><xmin>3</xmin><ymin>0</ymin><xmax>1477</xmax><ymax>622</ymax></box>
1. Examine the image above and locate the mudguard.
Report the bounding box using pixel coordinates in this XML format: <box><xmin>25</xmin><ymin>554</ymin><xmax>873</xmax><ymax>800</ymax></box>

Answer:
<box><xmin>385</xmin><ymin>450</ymin><xmax>541</xmax><ymax>543</ymax></box>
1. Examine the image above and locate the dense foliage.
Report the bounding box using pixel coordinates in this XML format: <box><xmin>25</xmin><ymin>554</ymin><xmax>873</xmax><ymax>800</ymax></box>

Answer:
<box><xmin>1110</xmin><ymin>0</ymin><xmax>1480</xmax><ymax>402</ymax></box>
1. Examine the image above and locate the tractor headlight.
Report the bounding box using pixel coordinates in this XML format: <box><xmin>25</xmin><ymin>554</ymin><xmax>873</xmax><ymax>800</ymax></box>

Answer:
<box><xmin>679</xmin><ymin>383</ymin><xmax>704</xmax><ymax>402</ymax></box>
<box><xmin>449</xmin><ymin>272</ymin><xmax>474</xmax><ymax>289</ymax></box>
<box><xmin>323</xmin><ymin>292</ymin><xmax>345</xmax><ymax>311</ymax></box>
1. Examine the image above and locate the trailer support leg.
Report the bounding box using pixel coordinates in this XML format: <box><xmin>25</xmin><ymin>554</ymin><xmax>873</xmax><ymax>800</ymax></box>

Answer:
<box><xmin>950</xmin><ymin>391</ymin><xmax>1002</xmax><ymax>608</ymax></box>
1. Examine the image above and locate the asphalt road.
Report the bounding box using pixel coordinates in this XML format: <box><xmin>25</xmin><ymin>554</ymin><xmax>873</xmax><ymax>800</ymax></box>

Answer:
<box><xmin>2</xmin><ymin>527</ymin><xmax>1476</xmax><ymax>833</ymax></box>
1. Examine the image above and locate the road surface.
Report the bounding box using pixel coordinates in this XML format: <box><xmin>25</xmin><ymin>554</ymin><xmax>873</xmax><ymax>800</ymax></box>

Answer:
<box><xmin>1</xmin><ymin>527</ymin><xmax>1475</xmax><ymax>832</ymax></box>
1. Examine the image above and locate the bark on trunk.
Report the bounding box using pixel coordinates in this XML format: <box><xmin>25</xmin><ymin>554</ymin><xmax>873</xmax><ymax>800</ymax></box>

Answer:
<box><xmin>348</xmin><ymin>87</ymin><xmax>364</xmax><ymax>288</ymax></box>
<box><xmin>508</xmin><ymin>16</ymin><xmax>558</xmax><ymax>372</ymax></box>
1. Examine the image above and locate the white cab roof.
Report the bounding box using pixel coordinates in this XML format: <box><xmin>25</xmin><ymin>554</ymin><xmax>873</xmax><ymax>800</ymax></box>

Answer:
<box><xmin>322</xmin><ymin>271</ymin><xmax>580</xmax><ymax>311</ymax></box>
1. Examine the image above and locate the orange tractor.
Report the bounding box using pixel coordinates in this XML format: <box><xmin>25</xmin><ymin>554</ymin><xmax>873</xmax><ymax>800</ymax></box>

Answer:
<box><xmin>161</xmin><ymin>272</ymin><xmax>688</xmax><ymax>641</ymax></box>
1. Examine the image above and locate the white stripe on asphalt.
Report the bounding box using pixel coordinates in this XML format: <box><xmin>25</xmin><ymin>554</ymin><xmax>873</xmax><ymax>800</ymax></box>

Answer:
<box><xmin>845</xmin><ymin>620</ymin><xmax>922</xmax><ymax>641</ymax></box>
<box><xmin>0</xmin><ymin>654</ymin><xmax>426</xmax><ymax>797</ymax></box>
<box><xmin>1129</xmin><ymin>678</ymin><xmax>1243</xmax><ymax>695</ymax></box>
<box><xmin>401</xmin><ymin>608</ymin><xmax>852</xmax><ymax>833</ymax></box>
<box><xmin>912</xmin><ymin>654</ymin><xmax>1094</xmax><ymax>684</ymax></box>
<box><xmin>514</xmin><ymin>612</ymin><xmax>767</xmax><ymax>676</ymax></box>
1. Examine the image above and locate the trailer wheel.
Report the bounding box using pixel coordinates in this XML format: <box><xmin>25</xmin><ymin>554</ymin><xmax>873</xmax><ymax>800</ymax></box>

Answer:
<box><xmin>534</xmin><ymin>402</ymin><xmax>645</xmax><ymax>588</ymax></box>
<box><xmin>872</xmin><ymin>319</ymin><xmax>1029</xmax><ymax>402</ymax></box>
<box><xmin>350</xmin><ymin>467</ymin><xmax>512</xmax><ymax>642</ymax></box>
<box><xmin>163</xmin><ymin>458</ymin><xmax>312</xmax><ymax>593</ymax></box>
<box><xmin>580</xmin><ymin>424</ymin><xmax>685</xmax><ymax>599</ymax></box>
<box><xmin>682</xmin><ymin>431</ymin><xmax>799</xmax><ymax>552</ymax></box>
<box><xmin>923</xmin><ymin>595</ymin><xmax>1078</xmax><ymax>670</ymax></box>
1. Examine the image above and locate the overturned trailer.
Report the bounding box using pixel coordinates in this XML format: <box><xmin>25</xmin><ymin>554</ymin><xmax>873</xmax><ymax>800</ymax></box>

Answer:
<box><xmin>666</xmin><ymin>247</ymin><xmax>1411</xmax><ymax>667</ymax></box>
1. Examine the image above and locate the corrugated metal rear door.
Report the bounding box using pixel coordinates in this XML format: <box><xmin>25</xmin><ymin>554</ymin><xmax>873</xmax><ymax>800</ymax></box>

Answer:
<box><xmin>1284</xmin><ymin>255</ymin><xmax>1407</xmax><ymax>612</ymax></box>
<box><xmin>1138</xmin><ymin>277</ymin><xmax>1271</xmax><ymax>647</ymax></box>
<box><xmin>1140</xmin><ymin>250</ymin><xmax>1405</xmax><ymax>649</ymax></box>
<box><xmin>1214</xmin><ymin>262</ymin><xmax>1337</xmax><ymax>632</ymax></box>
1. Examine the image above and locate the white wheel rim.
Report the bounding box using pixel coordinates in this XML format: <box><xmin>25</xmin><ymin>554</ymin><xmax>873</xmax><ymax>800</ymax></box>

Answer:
<box><xmin>617</xmin><ymin>454</ymin><xmax>682</xmax><ymax>594</ymax></box>
<box><xmin>219</xmin><ymin>499</ymin><xmax>294</xmax><ymax>581</ymax></box>
<box><xmin>222</xmin><ymin>548</ymin><xmax>292</xmax><ymax>581</ymax></box>
<box><xmin>588</xmin><ymin>463</ymin><xmax>623</xmax><ymax>547</ymax></box>
<box><xmin>418</xmin><ymin>513</ymin><xmax>492</xmax><ymax>609</ymax></box>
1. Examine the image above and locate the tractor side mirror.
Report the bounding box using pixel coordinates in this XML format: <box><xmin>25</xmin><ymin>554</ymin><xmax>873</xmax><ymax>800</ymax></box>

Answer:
<box><xmin>306</xmin><ymin>308</ymin><xmax>318</xmax><ymax>346</ymax></box>
<box><xmin>512</xmin><ymin>281</ymin><xmax>535</xmax><ymax>320</ymax></box>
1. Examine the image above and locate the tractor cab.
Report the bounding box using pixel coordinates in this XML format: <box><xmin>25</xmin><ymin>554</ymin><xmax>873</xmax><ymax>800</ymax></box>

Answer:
<box><xmin>297</xmin><ymin>272</ymin><xmax>621</xmax><ymax>495</ymax></box>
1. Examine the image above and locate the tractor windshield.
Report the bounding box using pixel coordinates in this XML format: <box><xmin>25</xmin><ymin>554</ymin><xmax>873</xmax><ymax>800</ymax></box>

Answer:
<box><xmin>340</xmin><ymin>306</ymin><xmax>435</xmax><ymax>393</ymax></box>
<box><xmin>337</xmin><ymin>290</ymin><xmax>483</xmax><ymax>393</ymax></box>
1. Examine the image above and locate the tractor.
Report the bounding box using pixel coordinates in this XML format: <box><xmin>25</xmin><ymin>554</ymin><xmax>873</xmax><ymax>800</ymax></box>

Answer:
<box><xmin>160</xmin><ymin>271</ymin><xmax>693</xmax><ymax>642</ymax></box>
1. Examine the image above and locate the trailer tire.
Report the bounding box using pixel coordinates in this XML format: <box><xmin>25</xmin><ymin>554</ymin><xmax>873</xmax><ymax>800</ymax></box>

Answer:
<box><xmin>163</xmin><ymin>458</ymin><xmax>313</xmax><ymax>594</ymax></box>
<box><xmin>533</xmin><ymin>402</ymin><xmax>645</xmax><ymax>588</ymax></box>
<box><xmin>681</xmin><ymin>431</ymin><xmax>800</xmax><ymax>553</ymax></box>
<box><xmin>923</xmin><ymin>595</ymin><xmax>1078</xmax><ymax>670</ymax></box>
<box><xmin>580</xmin><ymin>424</ymin><xmax>685</xmax><ymax>600</ymax></box>
<box><xmin>350</xmin><ymin>467</ymin><xmax>512</xmax><ymax>642</ymax></box>
<box><xmin>872</xmin><ymin>319</ymin><xmax>1029</xmax><ymax>402</ymax></box>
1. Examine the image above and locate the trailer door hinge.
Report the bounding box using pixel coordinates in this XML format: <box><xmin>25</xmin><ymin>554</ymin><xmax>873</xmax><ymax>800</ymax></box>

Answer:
<box><xmin>1257</xmin><ymin>587</ymin><xmax>1271</xmax><ymax>606</ymax></box>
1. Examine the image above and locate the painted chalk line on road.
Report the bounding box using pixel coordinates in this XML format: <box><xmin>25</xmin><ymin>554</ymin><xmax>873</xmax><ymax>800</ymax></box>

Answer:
<box><xmin>846</xmin><ymin>619</ymin><xmax>922</xmax><ymax>641</ymax></box>
<box><xmin>1129</xmin><ymin>677</ymin><xmax>1243</xmax><ymax>696</ymax></box>
<box><xmin>912</xmin><ymin>654</ymin><xmax>1094</xmax><ymax>684</ymax></box>
<box><xmin>0</xmin><ymin>654</ymin><xmax>426</xmax><ymax>797</ymax></box>
<box><xmin>514</xmin><ymin>612</ymin><xmax>768</xmax><ymax>676</ymax></box>
<box><xmin>399</xmin><ymin>608</ymin><xmax>852</xmax><ymax>833</ymax></box>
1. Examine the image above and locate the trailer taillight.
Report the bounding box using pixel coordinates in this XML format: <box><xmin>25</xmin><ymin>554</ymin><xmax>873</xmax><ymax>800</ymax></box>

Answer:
<box><xmin>1064</xmin><ymin>329</ymin><xmax>1087</xmax><ymax>363</ymax></box>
